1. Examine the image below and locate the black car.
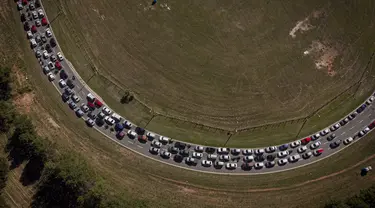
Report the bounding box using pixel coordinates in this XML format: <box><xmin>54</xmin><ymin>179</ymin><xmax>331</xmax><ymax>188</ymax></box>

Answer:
<box><xmin>265</xmin><ymin>161</ymin><xmax>275</xmax><ymax>168</ymax></box>
<box><xmin>66</xmin><ymin>79</ymin><xmax>75</xmax><ymax>89</ymax></box>
<box><xmin>21</xmin><ymin>13</ymin><xmax>26</xmax><ymax>22</ymax></box>
<box><xmin>168</xmin><ymin>146</ymin><xmax>179</xmax><ymax>154</ymax></box>
<box><xmin>88</xmin><ymin>111</ymin><xmax>97</xmax><ymax>119</ymax></box>
<box><xmin>60</xmin><ymin>70</ymin><xmax>68</xmax><ymax>80</ymax></box>
<box><xmin>356</xmin><ymin>104</ymin><xmax>367</xmax><ymax>114</ymax></box>
<box><xmin>340</xmin><ymin>118</ymin><xmax>349</xmax><ymax>126</ymax></box>
<box><xmin>46</xmin><ymin>44</ymin><xmax>52</xmax><ymax>53</ymax></box>
<box><xmin>179</xmin><ymin>149</ymin><xmax>189</xmax><ymax>157</ymax></box>
<box><xmin>35</xmin><ymin>0</ymin><xmax>41</xmax><ymax>8</ymax></box>
<box><xmin>254</xmin><ymin>155</ymin><xmax>265</xmax><ymax>162</ymax></box>
<box><xmin>24</xmin><ymin>22</ymin><xmax>30</xmax><ymax>31</ymax></box>
<box><xmin>266</xmin><ymin>154</ymin><xmax>276</xmax><ymax>161</ymax></box>
<box><xmin>174</xmin><ymin>142</ymin><xmax>186</xmax><ymax>150</ymax></box>
<box><xmin>326</xmin><ymin>134</ymin><xmax>336</xmax><ymax>141</ymax></box>
<box><xmin>61</xmin><ymin>93</ymin><xmax>70</xmax><ymax>102</ymax></box>
<box><xmin>173</xmin><ymin>154</ymin><xmax>183</xmax><ymax>163</ymax></box>
<box><xmin>205</xmin><ymin>147</ymin><xmax>216</xmax><ymax>154</ymax></box>
<box><xmin>135</xmin><ymin>127</ymin><xmax>145</xmax><ymax>135</ymax></box>
<box><xmin>241</xmin><ymin>163</ymin><xmax>253</xmax><ymax>171</ymax></box>
<box><xmin>330</xmin><ymin>140</ymin><xmax>341</xmax><ymax>149</ymax></box>
<box><xmin>50</xmin><ymin>38</ymin><xmax>57</xmax><ymax>47</ymax></box>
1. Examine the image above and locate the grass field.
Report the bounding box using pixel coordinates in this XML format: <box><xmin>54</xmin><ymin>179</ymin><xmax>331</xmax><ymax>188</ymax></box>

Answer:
<box><xmin>39</xmin><ymin>0</ymin><xmax>375</xmax><ymax>146</ymax></box>
<box><xmin>1</xmin><ymin>1</ymin><xmax>375</xmax><ymax>207</ymax></box>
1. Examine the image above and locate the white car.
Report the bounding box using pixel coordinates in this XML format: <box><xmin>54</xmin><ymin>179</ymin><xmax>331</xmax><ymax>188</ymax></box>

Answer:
<box><xmin>310</xmin><ymin>141</ymin><xmax>321</xmax><ymax>150</ymax></box>
<box><xmin>343</xmin><ymin>137</ymin><xmax>354</xmax><ymax>145</ymax></box>
<box><xmin>201</xmin><ymin>160</ymin><xmax>212</xmax><ymax>167</ymax></box>
<box><xmin>288</xmin><ymin>154</ymin><xmax>301</xmax><ymax>162</ymax></box>
<box><xmin>242</xmin><ymin>149</ymin><xmax>253</xmax><ymax>155</ymax></box>
<box><xmin>149</xmin><ymin>147</ymin><xmax>160</xmax><ymax>154</ymax></box>
<box><xmin>127</xmin><ymin>130</ymin><xmax>137</xmax><ymax>138</ymax></box>
<box><xmin>297</xmin><ymin>146</ymin><xmax>307</xmax><ymax>153</ymax></box>
<box><xmin>290</xmin><ymin>140</ymin><xmax>301</xmax><ymax>148</ymax></box>
<box><xmin>48</xmin><ymin>61</ymin><xmax>55</xmax><ymax>70</ymax></box>
<box><xmin>312</xmin><ymin>133</ymin><xmax>320</xmax><ymax>140</ymax></box>
<box><xmin>363</xmin><ymin>127</ymin><xmax>371</xmax><ymax>134</ymax></box>
<box><xmin>366</xmin><ymin>96</ymin><xmax>375</xmax><ymax>105</ymax></box>
<box><xmin>254</xmin><ymin>162</ymin><xmax>264</xmax><ymax>169</ymax></box>
<box><xmin>225</xmin><ymin>163</ymin><xmax>237</xmax><ymax>170</ymax></box>
<box><xmin>27</xmin><ymin>31</ymin><xmax>33</xmax><ymax>39</ymax></box>
<box><xmin>45</xmin><ymin>28</ymin><xmax>52</xmax><ymax>37</ymax></box>
<box><xmin>146</xmin><ymin>132</ymin><xmax>156</xmax><ymax>140</ymax></box>
<box><xmin>207</xmin><ymin>154</ymin><xmax>217</xmax><ymax>161</ymax></box>
<box><xmin>194</xmin><ymin>146</ymin><xmax>204</xmax><ymax>152</ymax></box>
<box><xmin>37</xmin><ymin>9</ymin><xmax>44</xmax><ymax>17</ymax></box>
<box><xmin>151</xmin><ymin>140</ymin><xmax>162</xmax><ymax>148</ymax></box>
<box><xmin>254</xmin><ymin>149</ymin><xmax>265</xmax><ymax>155</ymax></box>
<box><xmin>43</xmin><ymin>50</ymin><xmax>49</xmax><ymax>59</ymax></box>
<box><xmin>243</xmin><ymin>155</ymin><xmax>254</xmax><ymax>162</ymax></box>
<box><xmin>57</xmin><ymin>52</ymin><xmax>64</xmax><ymax>61</ymax></box>
<box><xmin>32</xmin><ymin>11</ymin><xmax>38</xmax><ymax>19</ymax></box>
<box><xmin>104</xmin><ymin>116</ymin><xmax>115</xmax><ymax>126</ymax></box>
<box><xmin>159</xmin><ymin>136</ymin><xmax>170</xmax><ymax>144</ymax></box>
<box><xmin>217</xmin><ymin>147</ymin><xmax>229</xmax><ymax>154</ymax></box>
<box><xmin>192</xmin><ymin>152</ymin><xmax>203</xmax><ymax>159</ymax></box>
<box><xmin>58</xmin><ymin>79</ymin><xmax>66</xmax><ymax>88</ymax></box>
<box><xmin>302</xmin><ymin>152</ymin><xmax>313</xmax><ymax>159</ymax></box>
<box><xmin>231</xmin><ymin>148</ymin><xmax>241</xmax><ymax>155</ymax></box>
<box><xmin>160</xmin><ymin>150</ymin><xmax>172</xmax><ymax>159</ymax></box>
<box><xmin>219</xmin><ymin>155</ymin><xmax>230</xmax><ymax>162</ymax></box>
<box><xmin>278</xmin><ymin>159</ymin><xmax>288</xmax><ymax>166</ymax></box>
<box><xmin>277</xmin><ymin>151</ymin><xmax>289</xmax><ymax>158</ymax></box>
<box><xmin>123</xmin><ymin>120</ymin><xmax>133</xmax><ymax>129</ymax></box>
<box><xmin>102</xmin><ymin>106</ymin><xmax>112</xmax><ymax>115</ymax></box>
<box><xmin>265</xmin><ymin>146</ymin><xmax>277</xmax><ymax>153</ymax></box>
<box><xmin>47</xmin><ymin>72</ymin><xmax>55</xmax><ymax>81</ymax></box>
<box><xmin>320</xmin><ymin>128</ymin><xmax>330</xmax><ymax>136</ymax></box>
<box><xmin>330</xmin><ymin>123</ymin><xmax>341</xmax><ymax>132</ymax></box>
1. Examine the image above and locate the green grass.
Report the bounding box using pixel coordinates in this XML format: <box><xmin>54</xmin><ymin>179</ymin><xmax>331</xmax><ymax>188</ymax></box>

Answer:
<box><xmin>4</xmin><ymin>1</ymin><xmax>375</xmax><ymax>206</ymax></box>
<box><xmin>39</xmin><ymin>0</ymin><xmax>375</xmax><ymax>147</ymax></box>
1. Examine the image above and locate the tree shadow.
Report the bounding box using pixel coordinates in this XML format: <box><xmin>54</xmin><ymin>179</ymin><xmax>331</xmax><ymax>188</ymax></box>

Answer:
<box><xmin>20</xmin><ymin>156</ymin><xmax>44</xmax><ymax>186</ymax></box>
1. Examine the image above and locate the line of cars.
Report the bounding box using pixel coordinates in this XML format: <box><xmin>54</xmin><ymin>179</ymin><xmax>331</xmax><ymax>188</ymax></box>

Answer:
<box><xmin>16</xmin><ymin>0</ymin><xmax>375</xmax><ymax>173</ymax></box>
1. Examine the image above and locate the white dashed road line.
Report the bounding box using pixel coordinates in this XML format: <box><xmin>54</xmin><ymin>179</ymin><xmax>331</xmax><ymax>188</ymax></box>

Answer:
<box><xmin>128</xmin><ymin>141</ymin><xmax>134</xmax><ymax>144</ymax></box>
<box><xmin>359</xmin><ymin>120</ymin><xmax>363</xmax><ymax>123</ymax></box>
<box><xmin>137</xmin><ymin>145</ymin><xmax>143</xmax><ymax>149</ymax></box>
<box><xmin>350</xmin><ymin>126</ymin><xmax>356</xmax><ymax>130</ymax></box>
<box><xmin>340</xmin><ymin>132</ymin><xmax>346</xmax><ymax>136</ymax></box>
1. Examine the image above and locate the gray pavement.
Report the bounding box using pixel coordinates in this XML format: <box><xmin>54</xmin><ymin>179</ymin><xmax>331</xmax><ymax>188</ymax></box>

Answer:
<box><xmin>16</xmin><ymin>0</ymin><xmax>375</xmax><ymax>175</ymax></box>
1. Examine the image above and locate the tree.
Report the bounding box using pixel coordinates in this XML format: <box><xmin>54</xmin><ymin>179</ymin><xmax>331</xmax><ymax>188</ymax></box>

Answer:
<box><xmin>0</xmin><ymin>67</ymin><xmax>12</xmax><ymax>101</ymax></box>
<box><xmin>0</xmin><ymin>101</ymin><xmax>15</xmax><ymax>132</ymax></box>
<box><xmin>0</xmin><ymin>157</ymin><xmax>9</xmax><ymax>191</ymax></box>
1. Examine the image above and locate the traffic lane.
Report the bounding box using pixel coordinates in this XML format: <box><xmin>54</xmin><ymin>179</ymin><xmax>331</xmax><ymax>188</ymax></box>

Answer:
<box><xmin>83</xmin><ymin>104</ymin><xmax>375</xmax><ymax>174</ymax></box>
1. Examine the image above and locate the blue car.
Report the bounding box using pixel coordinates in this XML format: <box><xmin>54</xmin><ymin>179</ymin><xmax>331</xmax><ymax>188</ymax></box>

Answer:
<box><xmin>356</xmin><ymin>104</ymin><xmax>367</xmax><ymax>114</ymax></box>
<box><xmin>279</xmin><ymin>144</ymin><xmax>289</xmax><ymax>151</ymax></box>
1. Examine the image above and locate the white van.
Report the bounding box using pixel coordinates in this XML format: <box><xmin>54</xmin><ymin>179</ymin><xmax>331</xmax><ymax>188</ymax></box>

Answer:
<box><xmin>30</xmin><ymin>39</ymin><xmax>37</xmax><ymax>48</ymax></box>
<box><xmin>111</xmin><ymin>113</ymin><xmax>122</xmax><ymax>122</ymax></box>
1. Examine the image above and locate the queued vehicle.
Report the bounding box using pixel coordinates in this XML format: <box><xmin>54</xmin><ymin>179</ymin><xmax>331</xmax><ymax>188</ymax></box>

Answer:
<box><xmin>313</xmin><ymin>148</ymin><xmax>324</xmax><ymax>156</ymax></box>
<box><xmin>160</xmin><ymin>150</ymin><xmax>172</xmax><ymax>159</ymax></box>
<box><xmin>290</xmin><ymin>140</ymin><xmax>301</xmax><ymax>148</ymax></box>
<box><xmin>231</xmin><ymin>148</ymin><xmax>241</xmax><ymax>155</ymax></box>
<box><xmin>343</xmin><ymin>137</ymin><xmax>354</xmax><ymax>145</ymax></box>
<box><xmin>265</xmin><ymin>146</ymin><xmax>277</xmax><ymax>153</ymax></box>
<box><xmin>242</xmin><ymin>149</ymin><xmax>253</xmax><ymax>155</ymax></box>
<box><xmin>254</xmin><ymin>148</ymin><xmax>265</xmax><ymax>155</ymax></box>
<box><xmin>277</xmin><ymin>159</ymin><xmax>288</xmax><ymax>166</ymax></box>
<box><xmin>330</xmin><ymin>123</ymin><xmax>341</xmax><ymax>132</ymax></box>
<box><xmin>310</xmin><ymin>141</ymin><xmax>321</xmax><ymax>150</ymax></box>
<box><xmin>194</xmin><ymin>145</ymin><xmax>204</xmax><ymax>152</ymax></box>
<box><xmin>302</xmin><ymin>152</ymin><xmax>313</xmax><ymax>159</ymax></box>
<box><xmin>225</xmin><ymin>163</ymin><xmax>237</xmax><ymax>170</ymax></box>
<box><xmin>201</xmin><ymin>160</ymin><xmax>213</xmax><ymax>167</ymax></box>
<box><xmin>254</xmin><ymin>162</ymin><xmax>264</xmax><ymax>169</ymax></box>
<box><xmin>149</xmin><ymin>147</ymin><xmax>160</xmax><ymax>155</ymax></box>
<box><xmin>288</xmin><ymin>154</ymin><xmax>300</xmax><ymax>163</ymax></box>
<box><xmin>297</xmin><ymin>146</ymin><xmax>307</xmax><ymax>153</ymax></box>
<box><xmin>326</xmin><ymin>134</ymin><xmax>336</xmax><ymax>141</ymax></box>
<box><xmin>330</xmin><ymin>140</ymin><xmax>341</xmax><ymax>149</ymax></box>
<box><xmin>265</xmin><ymin>161</ymin><xmax>275</xmax><ymax>168</ymax></box>
<box><xmin>277</xmin><ymin>151</ymin><xmax>289</xmax><ymax>158</ymax></box>
<box><xmin>301</xmin><ymin>137</ymin><xmax>311</xmax><ymax>145</ymax></box>
<box><xmin>217</xmin><ymin>147</ymin><xmax>230</xmax><ymax>154</ymax></box>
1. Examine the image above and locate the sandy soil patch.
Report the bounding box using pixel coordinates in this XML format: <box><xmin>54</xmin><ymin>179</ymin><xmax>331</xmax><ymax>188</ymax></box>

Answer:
<box><xmin>289</xmin><ymin>9</ymin><xmax>325</xmax><ymax>38</ymax></box>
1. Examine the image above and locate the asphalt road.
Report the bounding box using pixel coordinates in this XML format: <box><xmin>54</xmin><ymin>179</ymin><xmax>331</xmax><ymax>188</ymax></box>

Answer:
<box><xmin>16</xmin><ymin>0</ymin><xmax>375</xmax><ymax>175</ymax></box>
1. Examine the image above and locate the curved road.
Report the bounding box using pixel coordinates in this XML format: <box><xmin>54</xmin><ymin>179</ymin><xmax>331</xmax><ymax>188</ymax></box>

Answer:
<box><xmin>16</xmin><ymin>0</ymin><xmax>375</xmax><ymax>175</ymax></box>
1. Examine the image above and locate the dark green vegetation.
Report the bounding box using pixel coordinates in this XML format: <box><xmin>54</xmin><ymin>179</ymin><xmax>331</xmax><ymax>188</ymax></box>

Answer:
<box><xmin>42</xmin><ymin>0</ymin><xmax>375</xmax><ymax>146</ymax></box>
<box><xmin>325</xmin><ymin>185</ymin><xmax>375</xmax><ymax>208</ymax></box>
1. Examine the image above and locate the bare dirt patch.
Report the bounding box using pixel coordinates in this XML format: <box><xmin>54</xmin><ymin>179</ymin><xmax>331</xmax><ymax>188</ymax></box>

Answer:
<box><xmin>289</xmin><ymin>9</ymin><xmax>325</xmax><ymax>38</ymax></box>
<box><xmin>304</xmin><ymin>40</ymin><xmax>341</xmax><ymax>76</ymax></box>
<box><xmin>13</xmin><ymin>92</ymin><xmax>35</xmax><ymax>114</ymax></box>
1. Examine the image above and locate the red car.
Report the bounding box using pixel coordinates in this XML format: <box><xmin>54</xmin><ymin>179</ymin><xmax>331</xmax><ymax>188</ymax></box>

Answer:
<box><xmin>87</xmin><ymin>101</ymin><xmax>95</xmax><ymax>110</ymax></box>
<box><xmin>41</xmin><ymin>17</ymin><xmax>48</xmax><ymax>26</ymax></box>
<box><xmin>31</xmin><ymin>25</ymin><xmax>37</xmax><ymax>33</ymax></box>
<box><xmin>301</xmin><ymin>137</ymin><xmax>311</xmax><ymax>145</ymax></box>
<box><xmin>94</xmin><ymin>99</ymin><xmax>103</xmax><ymax>108</ymax></box>
<box><xmin>368</xmin><ymin>120</ymin><xmax>375</xmax><ymax>129</ymax></box>
<box><xmin>55</xmin><ymin>61</ymin><xmax>62</xmax><ymax>70</ymax></box>
<box><xmin>314</xmin><ymin>148</ymin><xmax>324</xmax><ymax>156</ymax></box>
<box><xmin>22</xmin><ymin>0</ymin><xmax>28</xmax><ymax>5</ymax></box>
